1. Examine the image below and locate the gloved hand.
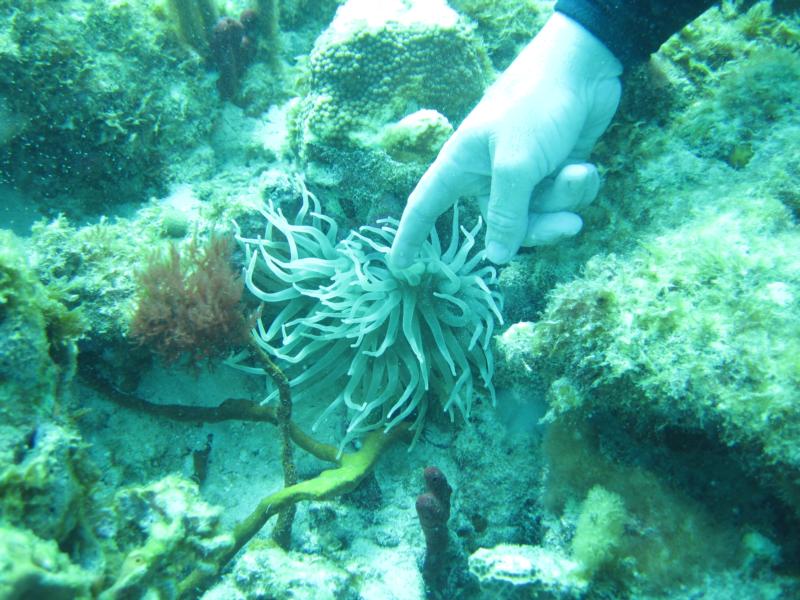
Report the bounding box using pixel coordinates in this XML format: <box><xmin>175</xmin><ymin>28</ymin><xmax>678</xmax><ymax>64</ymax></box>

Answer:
<box><xmin>389</xmin><ymin>12</ymin><xmax>623</xmax><ymax>267</ymax></box>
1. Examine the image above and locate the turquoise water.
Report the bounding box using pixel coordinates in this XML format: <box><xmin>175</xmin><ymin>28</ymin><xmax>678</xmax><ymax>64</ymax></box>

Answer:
<box><xmin>1</xmin><ymin>1</ymin><xmax>799</xmax><ymax>598</ymax></box>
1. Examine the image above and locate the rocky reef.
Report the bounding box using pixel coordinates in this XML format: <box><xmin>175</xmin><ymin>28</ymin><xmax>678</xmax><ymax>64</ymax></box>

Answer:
<box><xmin>1</xmin><ymin>1</ymin><xmax>800</xmax><ymax>599</ymax></box>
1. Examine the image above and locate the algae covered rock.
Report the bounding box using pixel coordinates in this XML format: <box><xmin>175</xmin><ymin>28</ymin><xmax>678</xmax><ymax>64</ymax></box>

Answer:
<box><xmin>0</xmin><ymin>423</ymin><xmax>97</xmax><ymax>545</ymax></box>
<box><xmin>538</xmin><ymin>418</ymin><xmax>795</xmax><ymax>597</ymax></box>
<box><xmin>656</xmin><ymin>1</ymin><xmax>800</xmax><ymax>99</ymax></box>
<box><xmin>204</xmin><ymin>544</ymin><xmax>357</xmax><ymax>600</ymax></box>
<box><xmin>468</xmin><ymin>544</ymin><xmax>585</xmax><ymax>599</ymax></box>
<box><xmin>27</xmin><ymin>194</ymin><xmax>239</xmax><ymax>386</ymax></box>
<box><xmin>449</xmin><ymin>0</ymin><xmax>553</xmax><ymax>69</ymax></box>
<box><xmin>677</xmin><ymin>45</ymin><xmax>800</xmax><ymax>170</ymax></box>
<box><xmin>500</xmin><ymin>195</ymin><xmax>800</xmax><ymax>503</ymax></box>
<box><xmin>0</xmin><ymin>230</ymin><xmax>81</xmax><ymax>425</ymax></box>
<box><xmin>0</xmin><ymin>0</ymin><xmax>216</xmax><ymax>215</ymax></box>
<box><xmin>100</xmin><ymin>474</ymin><xmax>234</xmax><ymax>598</ymax></box>
<box><xmin>28</xmin><ymin>217</ymin><xmax>148</xmax><ymax>344</ymax></box>
<box><xmin>0</xmin><ymin>524</ymin><xmax>93</xmax><ymax>600</ymax></box>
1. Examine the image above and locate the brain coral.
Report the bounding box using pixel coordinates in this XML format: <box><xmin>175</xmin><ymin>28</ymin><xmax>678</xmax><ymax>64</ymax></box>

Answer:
<box><xmin>289</xmin><ymin>0</ymin><xmax>491</xmax><ymax>160</ymax></box>
<box><xmin>232</xmin><ymin>178</ymin><xmax>503</xmax><ymax>449</ymax></box>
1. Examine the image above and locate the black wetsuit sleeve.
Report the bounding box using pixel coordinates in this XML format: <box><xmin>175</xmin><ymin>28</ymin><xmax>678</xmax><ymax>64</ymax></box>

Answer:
<box><xmin>554</xmin><ymin>1</ymin><xmax>717</xmax><ymax>65</ymax></box>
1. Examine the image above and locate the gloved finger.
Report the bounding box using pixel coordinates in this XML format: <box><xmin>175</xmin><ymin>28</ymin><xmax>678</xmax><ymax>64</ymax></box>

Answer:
<box><xmin>485</xmin><ymin>158</ymin><xmax>540</xmax><ymax>264</ymax></box>
<box><xmin>531</xmin><ymin>163</ymin><xmax>600</xmax><ymax>213</ymax></box>
<box><xmin>522</xmin><ymin>211</ymin><xmax>583</xmax><ymax>246</ymax></box>
<box><xmin>476</xmin><ymin>193</ymin><xmax>490</xmax><ymax>221</ymax></box>
<box><xmin>390</xmin><ymin>137</ymin><xmax>485</xmax><ymax>269</ymax></box>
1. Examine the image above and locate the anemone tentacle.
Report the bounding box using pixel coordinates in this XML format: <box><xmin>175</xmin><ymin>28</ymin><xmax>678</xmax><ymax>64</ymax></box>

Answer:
<box><xmin>230</xmin><ymin>177</ymin><xmax>503</xmax><ymax>451</ymax></box>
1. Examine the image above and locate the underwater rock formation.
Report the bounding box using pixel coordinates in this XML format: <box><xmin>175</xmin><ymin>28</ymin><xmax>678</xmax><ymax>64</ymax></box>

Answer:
<box><xmin>0</xmin><ymin>524</ymin><xmax>93</xmax><ymax>599</ymax></box>
<box><xmin>284</xmin><ymin>0</ymin><xmax>493</xmax><ymax>227</ymax></box>
<box><xmin>449</xmin><ymin>0</ymin><xmax>553</xmax><ymax>69</ymax></box>
<box><xmin>101</xmin><ymin>475</ymin><xmax>234</xmax><ymax>598</ymax></box>
<box><xmin>468</xmin><ymin>543</ymin><xmax>585</xmax><ymax>599</ymax></box>
<box><xmin>204</xmin><ymin>544</ymin><xmax>357</xmax><ymax>600</ymax></box>
<box><xmin>0</xmin><ymin>231</ymin><xmax>81</xmax><ymax>424</ymax></box>
<box><xmin>1</xmin><ymin>1</ymin><xmax>798</xmax><ymax>599</ymax></box>
<box><xmin>499</xmin><ymin>194</ymin><xmax>800</xmax><ymax>506</ymax></box>
<box><xmin>0</xmin><ymin>424</ymin><xmax>96</xmax><ymax>546</ymax></box>
<box><xmin>0</xmin><ymin>0</ymin><xmax>216</xmax><ymax>215</ymax></box>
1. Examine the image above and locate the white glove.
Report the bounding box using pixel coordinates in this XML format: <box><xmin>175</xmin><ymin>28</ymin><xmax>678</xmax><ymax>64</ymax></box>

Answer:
<box><xmin>390</xmin><ymin>12</ymin><xmax>623</xmax><ymax>267</ymax></box>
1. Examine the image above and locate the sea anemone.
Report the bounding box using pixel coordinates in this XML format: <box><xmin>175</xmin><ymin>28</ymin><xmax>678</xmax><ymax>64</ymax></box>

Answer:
<box><xmin>231</xmin><ymin>178</ymin><xmax>503</xmax><ymax>448</ymax></box>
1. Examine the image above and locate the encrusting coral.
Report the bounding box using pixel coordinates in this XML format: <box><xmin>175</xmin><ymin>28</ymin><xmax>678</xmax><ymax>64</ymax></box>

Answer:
<box><xmin>231</xmin><ymin>178</ymin><xmax>503</xmax><ymax>449</ymax></box>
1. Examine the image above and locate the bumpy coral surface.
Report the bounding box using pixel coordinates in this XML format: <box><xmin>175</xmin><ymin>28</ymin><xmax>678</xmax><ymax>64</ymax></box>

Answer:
<box><xmin>232</xmin><ymin>179</ymin><xmax>503</xmax><ymax>448</ymax></box>
<box><xmin>289</xmin><ymin>0</ymin><xmax>491</xmax><ymax>161</ymax></box>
